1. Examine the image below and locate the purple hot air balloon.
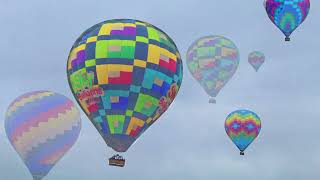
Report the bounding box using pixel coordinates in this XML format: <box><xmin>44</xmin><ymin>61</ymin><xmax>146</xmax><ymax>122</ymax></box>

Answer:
<box><xmin>265</xmin><ymin>0</ymin><xmax>310</xmax><ymax>41</ymax></box>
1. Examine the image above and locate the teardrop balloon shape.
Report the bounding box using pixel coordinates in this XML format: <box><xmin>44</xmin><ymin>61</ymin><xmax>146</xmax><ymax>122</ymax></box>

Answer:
<box><xmin>4</xmin><ymin>91</ymin><xmax>81</xmax><ymax>180</ymax></box>
<box><xmin>186</xmin><ymin>36</ymin><xmax>240</xmax><ymax>103</ymax></box>
<box><xmin>265</xmin><ymin>0</ymin><xmax>310</xmax><ymax>41</ymax></box>
<box><xmin>225</xmin><ymin>109</ymin><xmax>261</xmax><ymax>155</ymax></box>
<box><xmin>66</xmin><ymin>19</ymin><xmax>183</xmax><ymax>164</ymax></box>
<box><xmin>248</xmin><ymin>51</ymin><xmax>265</xmax><ymax>71</ymax></box>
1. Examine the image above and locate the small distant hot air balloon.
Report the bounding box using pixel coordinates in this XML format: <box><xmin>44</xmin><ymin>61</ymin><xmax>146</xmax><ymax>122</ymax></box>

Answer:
<box><xmin>67</xmin><ymin>19</ymin><xmax>183</xmax><ymax>167</ymax></box>
<box><xmin>225</xmin><ymin>109</ymin><xmax>261</xmax><ymax>155</ymax></box>
<box><xmin>248</xmin><ymin>51</ymin><xmax>265</xmax><ymax>71</ymax></box>
<box><xmin>5</xmin><ymin>91</ymin><xmax>81</xmax><ymax>180</ymax></box>
<box><xmin>265</xmin><ymin>0</ymin><xmax>310</xmax><ymax>41</ymax></box>
<box><xmin>186</xmin><ymin>36</ymin><xmax>240</xmax><ymax>103</ymax></box>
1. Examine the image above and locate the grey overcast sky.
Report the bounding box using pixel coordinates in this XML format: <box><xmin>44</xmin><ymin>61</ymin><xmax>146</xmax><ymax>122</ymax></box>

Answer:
<box><xmin>1</xmin><ymin>0</ymin><xmax>320</xmax><ymax>179</ymax></box>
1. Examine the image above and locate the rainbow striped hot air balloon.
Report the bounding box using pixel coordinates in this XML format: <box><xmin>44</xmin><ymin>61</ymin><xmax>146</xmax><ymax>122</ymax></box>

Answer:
<box><xmin>225</xmin><ymin>109</ymin><xmax>261</xmax><ymax>155</ymax></box>
<box><xmin>265</xmin><ymin>0</ymin><xmax>310</xmax><ymax>41</ymax></box>
<box><xmin>5</xmin><ymin>91</ymin><xmax>81</xmax><ymax>180</ymax></box>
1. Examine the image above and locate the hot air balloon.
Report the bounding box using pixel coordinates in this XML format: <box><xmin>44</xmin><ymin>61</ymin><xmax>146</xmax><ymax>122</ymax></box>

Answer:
<box><xmin>186</xmin><ymin>36</ymin><xmax>239</xmax><ymax>103</ymax></box>
<box><xmin>66</xmin><ymin>19</ymin><xmax>183</xmax><ymax>167</ymax></box>
<box><xmin>265</xmin><ymin>0</ymin><xmax>310</xmax><ymax>41</ymax></box>
<box><xmin>225</xmin><ymin>109</ymin><xmax>261</xmax><ymax>155</ymax></box>
<box><xmin>4</xmin><ymin>91</ymin><xmax>81</xmax><ymax>180</ymax></box>
<box><xmin>248</xmin><ymin>51</ymin><xmax>265</xmax><ymax>71</ymax></box>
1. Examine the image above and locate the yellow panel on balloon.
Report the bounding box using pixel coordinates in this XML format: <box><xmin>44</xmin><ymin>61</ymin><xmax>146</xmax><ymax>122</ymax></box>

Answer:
<box><xmin>126</xmin><ymin>117</ymin><xmax>145</xmax><ymax>135</ymax></box>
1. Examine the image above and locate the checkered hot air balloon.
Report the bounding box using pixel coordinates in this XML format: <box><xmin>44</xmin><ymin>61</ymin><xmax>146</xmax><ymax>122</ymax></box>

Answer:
<box><xmin>66</xmin><ymin>19</ymin><xmax>183</xmax><ymax>166</ymax></box>
<box><xmin>4</xmin><ymin>91</ymin><xmax>81</xmax><ymax>180</ymax></box>
<box><xmin>265</xmin><ymin>0</ymin><xmax>310</xmax><ymax>41</ymax></box>
<box><xmin>225</xmin><ymin>109</ymin><xmax>261</xmax><ymax>155</ymax></box>
<box><xmin>186</xmin><ymin>36</ymin><xmax>240</xmax><ymax>103</ymax></box>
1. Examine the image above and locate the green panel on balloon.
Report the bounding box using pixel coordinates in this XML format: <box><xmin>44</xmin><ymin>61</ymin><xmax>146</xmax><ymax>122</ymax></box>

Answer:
<box><xmin>147</xmin><ymin>27</ymin><xmax>160</xmax><ymax>41</ymax></box>
<box><xmin>85</xmin><ymin>59</ymin><xmax>96</xmax><ymax>67</ymax></box>
<box><xmin>96</xmin><ymin>40</ymin><xmax>109</xmax><ymax>58</ymax></box>
<box><xmin>107</xmin><ymin>115</ymin><xmax>125</xmax><ymax>134</ymax></box>
<box><xmin>136</xmin><ymin>36</ymin><xmax>149</xmax><ymax>44</ymax></box>
<box><xmin>134</xmin><ymin>94</ymin><xmax>159</xmax><ymax>117</ymax></box>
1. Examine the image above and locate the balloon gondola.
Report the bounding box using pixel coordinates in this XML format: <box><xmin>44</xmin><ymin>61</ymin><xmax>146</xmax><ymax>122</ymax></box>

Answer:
<box><xmin>109</xmin><ymin>154</ymin><xmax>125</xmax><ymax>167</ymax></box>
<box><xmin>209</xmin><ymin>98</ymin><xmax>216</xmax><ymax>104</ymax></box>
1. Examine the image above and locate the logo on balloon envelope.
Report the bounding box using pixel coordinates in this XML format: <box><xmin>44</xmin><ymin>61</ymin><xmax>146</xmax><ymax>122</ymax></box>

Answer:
<box><xmin>67</xmin><ymin>19</ymin><xmax>183</xmax><ymax>156</ymax></box>
<box><xmin>70</xmin><ymin>70</ymin><xmax>105</xmax><ymax>113</ymax></box>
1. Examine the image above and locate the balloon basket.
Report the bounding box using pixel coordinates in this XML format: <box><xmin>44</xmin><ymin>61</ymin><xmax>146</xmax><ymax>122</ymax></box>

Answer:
<box><xmin>109</xmin><ymin>154</ymin><xmax>125</xmax><ymax>167</ymax></box>
<box><xmin>240</xmin><ymin>151</ymin><xmax>244</xmax><ymax>155</ymax></box>
<box><xmin>32</xmin><ymin>174</ymin><xmax>45</xmax><ymax>180</ymax></box>
<box><xmin>209</xmin><ymin>98</ymin><xmax>216</xmax><ymax>104</ymax></box>
<box><xmin>285</xmin><ymin>37</ymin><xmax>290</xmax><ymax>41</ymax></box>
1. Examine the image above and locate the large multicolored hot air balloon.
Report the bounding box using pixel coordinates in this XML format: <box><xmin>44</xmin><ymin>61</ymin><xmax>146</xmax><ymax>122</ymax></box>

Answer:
<box><xmin>248</xmin><ymin>51</ymin><xmax>265</xmax><ymax>71</ymax></box>
<box><xmin>5</xmin><ymin>91</ymin><xmax>81</xmax><ymax>180</ymax></box>
<box><xmin>225</xmin><ymin>109</ymin><xmax>261</xmax><ymax>155</ymax></box>
<box><xmin>265</xmin><ymin>0</ymin><xmax>310</xmax><ymax>41</ymax></box>
<box><xmin>186</xmin><ymin>36</ymin><xmax>239</xmax><ymax>103</ymax></box>
<box><xmin>66</xmin><ymin>19</ymin><xmax>183</xmax><ymax>166</ymax></box>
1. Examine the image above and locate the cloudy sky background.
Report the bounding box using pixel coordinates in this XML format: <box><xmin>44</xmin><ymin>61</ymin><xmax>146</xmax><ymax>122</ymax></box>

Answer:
<box><xmin>1</xmin><ymin>0</ymin><xmax>320</xmax><ymax>179</ymax></box>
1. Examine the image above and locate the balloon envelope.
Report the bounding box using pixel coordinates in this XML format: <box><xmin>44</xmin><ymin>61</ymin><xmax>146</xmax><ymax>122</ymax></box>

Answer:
<box><xmin>265</xmin><ymin>0</ymin><xmax>310</xmax><ymax>40</ymax></box>
<box><xmin>248</xmin><ymin>51</ymin><xmax>265</xmax><ymax>71</ymax></box>
<box><xmin>5</xmin><ymin>91</ymin><xmax>81</xmax><ymax>180</ymax></box>
<box><xmin>186</xmin><ymin>36</ymin><xmax>239</xmax><ymax>100</ymax></box>
<box><xmin>67</xmin><ymin>19</ymin><xmax>183</xmax><ymax>153</ymax></box>
<box><xmin>225</xmin><ymin>109</ymin><xmax>261</xmax><ymax>154</ymax></box>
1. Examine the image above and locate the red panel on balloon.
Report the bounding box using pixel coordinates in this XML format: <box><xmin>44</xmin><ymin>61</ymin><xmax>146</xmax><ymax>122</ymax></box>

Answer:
<box><xmin>109</xmin><ymin>72</ymin><xmax>132</xmax><ymax>84</ymax></box>
<box><xmin>129</xmin><ymin>126</ymin><xmax>142</xmax><ymax>137</ymax></box>
<box><xmin>159</xmin><ymin>58</ymin><xmax>176</xmax><ymax>73</ymax></box>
